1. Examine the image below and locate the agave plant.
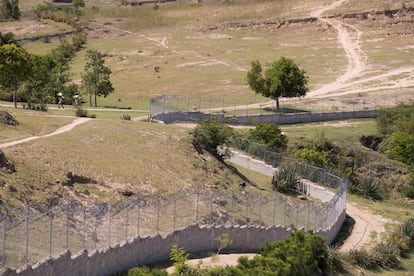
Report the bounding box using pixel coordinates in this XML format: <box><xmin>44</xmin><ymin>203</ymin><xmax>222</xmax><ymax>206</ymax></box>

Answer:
<box><xmin>358</xmin><ymin>177</ymin><xmax>383</xmax><ymax>201</ymax></box>
<box><xmin>272</xmin><ymin>167</ymin><xmax>301</xmax><ymax>194</ymax></box>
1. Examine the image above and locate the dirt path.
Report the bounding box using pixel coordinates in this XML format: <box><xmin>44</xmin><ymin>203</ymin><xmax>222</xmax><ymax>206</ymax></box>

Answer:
<box><xmin>0</xmin><ymin>117</ymin><xmax>91</xmax><ymax>149</ymax></box>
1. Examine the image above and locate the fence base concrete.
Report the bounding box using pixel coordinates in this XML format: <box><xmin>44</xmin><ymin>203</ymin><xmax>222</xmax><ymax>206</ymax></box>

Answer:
<box><xmin>1</xmin><ymin>218</ymin><xmax>345</xmax><ymax>276</ymax></box>
<box><xmin>151</xmin><ymin>110</ymin><xmax>378</xmax><ymax>125</ymax></box>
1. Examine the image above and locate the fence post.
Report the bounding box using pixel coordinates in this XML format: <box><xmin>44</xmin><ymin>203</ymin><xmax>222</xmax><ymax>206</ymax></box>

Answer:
<box><xmin>108</xmin><ymin>205</ymin><xmax>112</xmax><ymax>248</ymax></box>
<box><xmin>136</xmin><ymin>200</ymin><xmax>140</xmax><ymax>237</ymax></box>
<box><xmin>66</xmin><ymin>209</ymin><xmax>69</xmax><ymax>250</ymax></box>
<box><xmin>195</xmin><ymin>191</ymin><xmax>199</xmax><ymax>224</ymax></box>
<box><xmin>25</xmin><ymin>205</ymin><xmax>29</xmax><ymax>265</ymax></box>
<box><xmin>245</xmin><ymin>196</ymin><xmax>249</xmax><ymax>224</ymax></box>
<box><xmin>125</xmin><ymin>206</ymin><xmax>129</xmax><ymax>241</ymax></box>
<box><xmin>94</xmin><ymin>216</ymin><xmax>97</xmax><ymax>250</ymax></box>
<box><xmin>272</xmin><ymin>194</ymin><xmax>276</xmax><ymax>226</ymax></box>
<box><xmin>209</xmin><ymin>192</ymin><xmax>213</xmax><ymax>225</ymax></box>
<box><xmin>49</xmin><ymin>210</ymin><xmax>53</xmax><ymax>257</ymax></box>
<box><xmin>258</xmin><ymin>196</ymin><xmax>262</xmax><ymax>222</ymax></box>
<box><xmin>83</xmin><ymin>208</ymin><xmax>86</xmax><ymax>250</ymax></box>
<box><xmin>173</xmin><ymin>194</ymin><xmax>177</xmax><ymax>231</ymax></box>
<box><xmin>156</xmin><ymin>197</ymin><xmax>160</xmax><ymax>233</ymax></box>
<box><xmin>2</xmin><ymin>217</ymin><xmax>5</xmax><ymax>264</ymax></box>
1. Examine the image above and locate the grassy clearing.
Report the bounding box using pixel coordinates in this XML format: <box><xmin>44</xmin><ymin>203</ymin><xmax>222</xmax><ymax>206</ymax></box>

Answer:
<box><xmin>1</xmin><ymin>120</ymin><xmax>254</xmax><ymax>206</ymax></box>
<box><xmin>281</xmin><ymin>118</ymin><xmax>378</xmax><ymax>144</ymax></box>
<box><xmin>0</xmin><ymin>107</ymin><xmax>74</xmax><ymax>143</ymax></box>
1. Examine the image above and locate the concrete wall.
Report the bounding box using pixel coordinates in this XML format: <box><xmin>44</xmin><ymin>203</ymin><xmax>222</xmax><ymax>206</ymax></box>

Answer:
<box><xmin>151</xmin><ymin>110</ymin><xmax>378</xmax><ymax>125</ymax></box>
<box><xmin>1</xmin><ymin>219</ymin><xmax>344</xmax><ymax>276</ymax></box>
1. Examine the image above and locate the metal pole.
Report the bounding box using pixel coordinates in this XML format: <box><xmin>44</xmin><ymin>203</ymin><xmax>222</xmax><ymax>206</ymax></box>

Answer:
<box><xmin>2</xmin><ymin>217</ymin><xmax>5</xmax><ymax>263</ymax></box>
<box><xmin>136</xmin><ymin>201</ymin><xmax>140</xmax><ymax>237</ymax></box>
<box><xmin>94</xmin><ymin>216</ymin><xmax>97</xmax><ymax>250</ymax></box>
<box><xmin>125</xmin><ymin>206</ymin><xmax>129</xmax><ymax>241</ymax></box>
<box><xmin>25</xmin><ymin>206</ymin><xmax>29</xmax><ymax>264</ymax></box>
<box><xmin>209</xmin><ymin>193</ymin><xmax>213</xmax><ymax>225</ymax></box>
<box><xmin>195</xmin><ymin>192</ymin><xmax>199</xmax><ymax>224</ymax></box>
<box><xmin>156</xmin><ymin>197</ymin><xmax>160</xmax><ymax>233</ymax></box>
<box><xmin>66</xmin><ymin>210</ymin><xmax>69</xmax><ymax>250</ymax></box>
<box><xmin>272</xmin><ymin>195</ymin><xmax>276</xmax><ymax>226</ymax></box>
<box><xmin>83</xmin><ymin>208</ymin><xmax>86</xmax><ymax>250</ymax></box>
<box><xmin>259</xmin><ymin>197</ymin><xmax>262</xmax><ymax>222</ymax></box>
<box><xmin>173</xmin><ymin>195</ymin><xmax>177</xmax><ymax>231</ymax></box>
<box><xmin>245</xmin><ymin>197</ymin><xmax>249</xmax><ymax>224</ymax></box>
<box><xmin>49</xmin><ymin>211</ymin><xmax>53</xmax><ymax>257</ymax></box>
<box><xmin>108</xmin><ymin>205</ymin><xmax>112</xmax><ymax>248</ymax></box>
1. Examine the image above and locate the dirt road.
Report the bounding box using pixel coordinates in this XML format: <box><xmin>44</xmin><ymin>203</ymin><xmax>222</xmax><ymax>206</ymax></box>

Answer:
<box><xmin>0</xmin><ymin>117</ymin><xmax>91</xmax><ymax>149</ymax></box>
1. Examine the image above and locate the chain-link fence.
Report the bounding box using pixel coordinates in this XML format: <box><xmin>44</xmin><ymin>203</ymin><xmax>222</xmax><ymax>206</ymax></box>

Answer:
<box><xmin>0</xmin><ymin>141</ymin><xmax>347</xmax><ymax>270</ymax></box>
<box><xmin>149</xmin><ymin>93</ymin><xmax>414</xmax><ymax>118</ymax></box>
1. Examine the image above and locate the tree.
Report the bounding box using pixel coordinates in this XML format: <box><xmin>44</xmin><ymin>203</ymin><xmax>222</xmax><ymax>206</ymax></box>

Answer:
<box><xmin>0</xmin><ymin>0</ymin><xmax>20</xmax><ymax>21</ymax></box>
<box><xmin>246</xmin><ymin>122</ymin><xmax>288</xmax><ymax>151</ymax></box>
<box><xmin>0</xmin><ymin>44</ymin><xmax>31</xmax><ymax>108</ymax></box>
<box><xmin>191</xmin><ymin>118</ymin><xmax>234</xmax><ymax>159</ymax></box>
<box><xmin>81</xmin><ymin>49</ymin><xmax>114</xmax><ymax>107</ymax></box>
<box><xmin>246</xmin><ymin>57</ymin><xmax>308</xmax><ymax>111</ymax></box>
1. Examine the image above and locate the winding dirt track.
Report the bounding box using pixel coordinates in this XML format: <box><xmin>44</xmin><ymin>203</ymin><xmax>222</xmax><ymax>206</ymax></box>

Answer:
<box><xmin>0</xmin><ymin>117</ymin><xmax>91</xmax><ymax>149</ymax></box>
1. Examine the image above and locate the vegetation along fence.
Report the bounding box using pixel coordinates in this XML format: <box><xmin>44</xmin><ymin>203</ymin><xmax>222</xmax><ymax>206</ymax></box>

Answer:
<box><xmin>0</xmin><ymin>140</ymin><xmax>347</xmax><ymax>273</ymax></box>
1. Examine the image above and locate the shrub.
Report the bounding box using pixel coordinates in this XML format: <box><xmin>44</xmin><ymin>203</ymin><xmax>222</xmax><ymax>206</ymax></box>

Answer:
<box><xmin>246</xmin><ymin>122</ymin><xmax>288</xmax><ymax>151</ymax></box>
<box><xmin>120</xmin><ymin>114</ymin><xmax>131</xmax><ymax>121</ymax></box>
<box><xmin>191</xmin><ymin>118</ymin><xmax>234</xmax><ymax>159</ymax></box>
<box><xmin>294</xmin><ymin>148</ymin><xmax>329</xmax><ymax>168</ymax></box>
<box><xmin>371</xmin><ymin>242</ymin><xmax>401</xmax><ymax>269</ymax></box>
<box><xmin>128</xmin><ymin>266</ymin><xmax>167</xmax><ymax>276</ymax></box>
<box><xmin>272</xmin><ymin>167</ymin><xmax>300</xmax><ymax>194</ymax></box>
<box><xmin>385</xmin><ymin>231</ymin><xmax>411</xmax><ymax>258</ymax></box>
<box><xmin>400</xmin><ymin>218</ymin><xmax>414</xmax><ymax>247</ymax></box>
<box><xmin>75</xmin><ymin>108</ymin><xmax>88</xmax><ymax>117</ymax></box>
<box><xmin>401</xmin><ymin>186</ymin><xmax>414</xmax><ymax>199</ymax></box>
<box><xmin>347</xmin><ymin>248</ymin><xmax>376</xmax><ymax>269</ymax></box>
<box><xmin>326</xmin><ymin>247</ymin><xmax>346</xmax><ymax>274</ymax></box>
<box><xmin>357</xmin><ymin>177</ymin><xmax>384</xmax><ymax>201</ymax></box>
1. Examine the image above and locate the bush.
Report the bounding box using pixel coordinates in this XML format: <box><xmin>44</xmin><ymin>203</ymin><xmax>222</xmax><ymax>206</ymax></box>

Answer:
<box><xmin>357</xmin><ymin>177</ymin><xmax>384</xmax><ymax>201</ymax></box>
<box><xmin>371</xmin><ymin>242</ymin><xmax>401</xmax><ymax>269</ymax></box>
<box><xmin>272</xmin><ymin>167</ymin><xmax>300</xmax><ymax>194</ymax></box>
<box><xmin>347</xmin><ymin>248</ymin><xmax>376</xmax><ymax>269</ymax></box>
<box><xmin>246</xmin><ymin>122</ymin><xmax>288</xmax><ymax>151</ymax></box>
<box><xmin>191</xmin><ymin>118</ymin><xmax>234</xmax><ymax>159</ymax></box>
<box><xmin>385</xmin><ymin>231</ymin><xmax>411</xmax><ymax>258</ymax></box>
<box><xmin>400</xmin><ymin>218</ymin><xmax>414</xmax><ymax>247</ymax></box>
<box><xmin>75</xmin><ymin>108</ymin><xmax>88</xmax><ymax>117</ymax></box>
<box><xmin>120</xmin><ymin>114</ymin><xmax>131</xmax><ymax>121</ymax></box>
<box><xmin>326</xmin><ymin>247</ymin><xmax>346</xmax><ymax>274</ymax></box>
<box><xmin>401</xmin><ymin>186</ymin><xmax>414</xmax><ymax>199</ymax></box>
<box><xmin>294</xmin><ymin>148</ymin><xmax>329</xmax><ymax>168</ymax></box>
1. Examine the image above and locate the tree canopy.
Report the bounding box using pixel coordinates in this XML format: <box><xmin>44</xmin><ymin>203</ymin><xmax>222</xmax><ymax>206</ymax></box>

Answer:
<box><xmin>81</xmin><ymin>49</ymin><xmax>114</xmax><ymax>107</ymax></box>
<box><xmin>246</xmin><ymin>57</ymin><xmax>308</xmax><ymax>111</ymax></box>
<box><xmin>0</xmin><ymin>44</ymin><xmax>32</xmax><ymax>108</ymax></box>
<box><xmin>191</xmin><ymin>118</ymin><xmax>234</xmax><ymax>159</ymax></box>
<box><xmin>246</xmin><ymin>122</ymin><xmax>288</xmax><ymax>151</ymax></box>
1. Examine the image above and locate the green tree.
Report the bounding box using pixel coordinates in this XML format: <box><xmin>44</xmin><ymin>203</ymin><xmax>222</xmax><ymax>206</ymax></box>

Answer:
<box><xmin>246</xmin><ymin>122</ymin><xmax>288</xmax><ymax>151</ymax></box>
<box><xmin>0</xmin><ymin>0</ymin><xmax>20</xmax><ymax>20</ymax></box>
<box><xmin>0</xmin><ymin>44</ymin><xmax>31</xmax><ymax>108</ymax></box>
<box><xmin>191</xmin><ymin>118</ymin><xmax>234</xmax><ymax>159</ymax></box>
<box><xmin>81</xmin><ymin>49</ymin><xmax>114</xmax><ymax>107</ymax></box>
<box><xmin>21</xmin><ymin>54</ymin><xmax>70</xmax><ymax>109</ymax></box>
<box><xmin>246</xmin><ymin>57</ymin><xmax>308</xmax><ymax>111</ymax></box>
